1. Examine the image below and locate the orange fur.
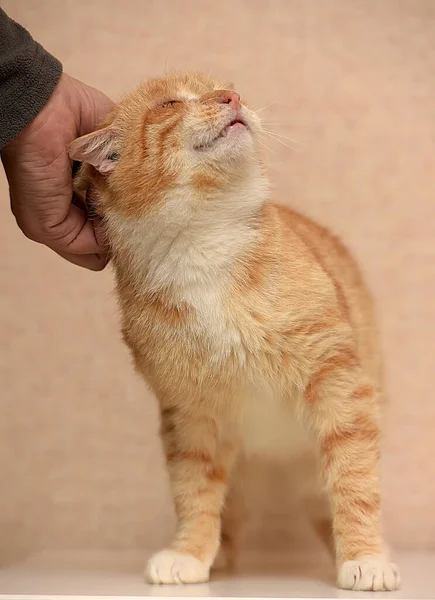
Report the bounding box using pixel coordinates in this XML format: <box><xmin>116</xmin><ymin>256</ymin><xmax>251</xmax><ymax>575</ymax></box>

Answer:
<box><xmin>70</xmin><ymin>72</ymin><xmax>400</xmax><ymax>591</ymax></box>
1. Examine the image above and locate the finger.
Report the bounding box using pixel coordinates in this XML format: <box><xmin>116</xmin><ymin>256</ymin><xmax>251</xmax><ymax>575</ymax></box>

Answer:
<box><xmin>46</xmin><ymin>203</ymin><xmax>106</xmax><ymax>256</ymax></box>
<box><xmin>8</xmin><ymin>148</ymin><xmax>107</xmax><ymax>256</ymax></box>
<box><xmin>53</xmin><ymin>249</ymin><xmax>108</xmax><ymax>271</ymax></box>
<box><xmin>77</xmin><ymin>82</ymin><xmax>115</xmax><ymax>134</ymax></box>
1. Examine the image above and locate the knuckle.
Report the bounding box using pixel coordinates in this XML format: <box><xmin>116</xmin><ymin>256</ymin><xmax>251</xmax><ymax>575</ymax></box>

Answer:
<box><xmin>14</xmin><ymin>214</ymin><xmax>42</xmax><ymax>243</ymax></box>
<box><xmin>43</xmin><ymin>220</ymin><xmax>69</xmax><ymax>242</ymax></box>
<box><xmin>14</xmin><ymin>212</ymin><xmax>64</xmax><ymax>245</ymax></box>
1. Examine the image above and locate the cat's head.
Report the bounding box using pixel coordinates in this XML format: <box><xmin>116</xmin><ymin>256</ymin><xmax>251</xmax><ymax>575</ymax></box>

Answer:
<box><xmin>69</xmin><ymin>72</ymin><xmax>265</xmax><ymax>219</ymax></box>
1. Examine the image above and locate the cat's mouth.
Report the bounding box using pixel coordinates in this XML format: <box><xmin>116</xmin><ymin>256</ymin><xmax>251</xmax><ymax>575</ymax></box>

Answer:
<box><xmin>194</xmin><ymin>117</ymin><xmax>249</xmax><ymax>150</ymax></box>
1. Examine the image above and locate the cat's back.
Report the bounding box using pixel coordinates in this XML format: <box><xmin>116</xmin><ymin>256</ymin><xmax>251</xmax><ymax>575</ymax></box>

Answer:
<box><xmin>274</xmin><ymin>204</ymin><xmax>382</xmax><ymax>384</ymax></box>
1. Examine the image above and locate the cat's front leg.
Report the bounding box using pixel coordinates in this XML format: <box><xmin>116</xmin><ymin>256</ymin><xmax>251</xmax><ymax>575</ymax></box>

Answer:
<box><xmin>304</xmin><ymin>353</ymin><xmax>400</xmax><ymax>591</ymax></box>
<box><xmin>145</xmin><ymin>406</ymin><xmax>235</xmax><ymax>585</ymax></box>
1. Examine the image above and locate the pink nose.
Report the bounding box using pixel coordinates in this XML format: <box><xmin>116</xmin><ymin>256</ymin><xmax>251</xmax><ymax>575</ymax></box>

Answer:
<box><xmin>220</xmin><ymin>91</ymin><xmax>241</xmax><ymax>110</ymax></box>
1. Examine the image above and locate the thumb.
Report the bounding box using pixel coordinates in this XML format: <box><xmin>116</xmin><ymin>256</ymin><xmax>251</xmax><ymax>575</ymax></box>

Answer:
<box><xmin>77</xmin><ymin>80</ymin><xmax>115</xmax><ymax>135</ymax></box>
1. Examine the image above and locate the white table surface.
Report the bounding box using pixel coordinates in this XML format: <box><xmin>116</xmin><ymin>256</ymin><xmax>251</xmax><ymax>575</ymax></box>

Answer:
<box><xmin>0</xmin><ymin>550</ymin><xmax>433</xmax><ymax>600</ymax></box>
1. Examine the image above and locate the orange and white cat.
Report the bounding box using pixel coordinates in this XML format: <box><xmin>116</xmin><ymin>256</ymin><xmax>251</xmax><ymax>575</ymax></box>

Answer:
<box><xmin>70</xmin><ymin>72</ymin><xmax>400</xmax><ymax>591</ymax></box>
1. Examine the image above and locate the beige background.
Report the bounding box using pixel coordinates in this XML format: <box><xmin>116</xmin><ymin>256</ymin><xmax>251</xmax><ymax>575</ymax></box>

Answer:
<box><xmin>1</xmin><ymin>0</ymin><xmax>434</xmax><ymax>565</ymax></box>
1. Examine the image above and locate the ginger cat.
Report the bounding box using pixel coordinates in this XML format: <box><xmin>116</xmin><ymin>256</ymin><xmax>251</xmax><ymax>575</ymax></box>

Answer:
<box><xmin>69</xmin><ymin>72</ymin><xmax>400</xmax><ymax>591</ymax></box>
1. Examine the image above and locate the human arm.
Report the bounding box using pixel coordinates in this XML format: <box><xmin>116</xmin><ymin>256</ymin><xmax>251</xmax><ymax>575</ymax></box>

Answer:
<box><xmin>0</xmin><ymin>8</ymin><xmax>113</xmax><ymax>270</ymax></box>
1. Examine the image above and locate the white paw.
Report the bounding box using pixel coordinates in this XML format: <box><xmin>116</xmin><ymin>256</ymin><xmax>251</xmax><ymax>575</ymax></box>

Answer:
<box><xmin>145</xmin><ymin>549</ymin><xmax>210</xmax><ymax>584</ymax></box>
<box><xmin>338</xmin><ymin>557</ymin><xmax>401</xmax><ymax>591</ymax></box>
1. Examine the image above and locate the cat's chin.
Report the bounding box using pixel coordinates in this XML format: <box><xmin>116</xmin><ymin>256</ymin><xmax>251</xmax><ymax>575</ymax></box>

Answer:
<box><xmin>194</xmin><ymin>120</ymin><xmax>250</xmax><ymax>151</ymax></box>
<box><xmin>225</xmin><ymin>121</ymin><xmax>248</xmax><ymax>138</ymax></box>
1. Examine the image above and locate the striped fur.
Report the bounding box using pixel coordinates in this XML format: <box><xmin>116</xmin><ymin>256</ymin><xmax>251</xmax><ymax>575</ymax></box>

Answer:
<box><xmin>70</xmin><ymin>72</ymin><xmax>400</xmax><ymax>591</ymax></box>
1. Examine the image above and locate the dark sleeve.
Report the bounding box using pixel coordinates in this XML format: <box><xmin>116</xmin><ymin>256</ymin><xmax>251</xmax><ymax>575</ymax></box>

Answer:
<box><xmin>0</xmin><ymin>8</ymin><xmax>63</xmax><ymax>149</ymax></box>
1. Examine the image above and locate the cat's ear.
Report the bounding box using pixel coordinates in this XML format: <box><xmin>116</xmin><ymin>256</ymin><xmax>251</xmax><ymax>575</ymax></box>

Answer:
<box><xmin>69</xmin><ymin>127</ymin><xmax>120</xmax><ymax>174</ymax></box>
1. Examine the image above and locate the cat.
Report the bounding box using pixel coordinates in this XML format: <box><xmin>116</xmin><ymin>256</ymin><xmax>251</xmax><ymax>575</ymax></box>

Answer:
<box><xmin>69</xmin><ymin>72</ymin><xmax>400</xmax><ymax>591</ymax></box>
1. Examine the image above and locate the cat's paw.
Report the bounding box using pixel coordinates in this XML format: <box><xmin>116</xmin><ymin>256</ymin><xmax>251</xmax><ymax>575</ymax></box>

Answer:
<box><xmin>338</xmin><ymin>557</ymin><xmax>401</xmax><ymax>591</ymax></box>
<box><xmin>145</xmin><ymin>549</ymin><xmax>210</xmax><ymax>584</ymax></box>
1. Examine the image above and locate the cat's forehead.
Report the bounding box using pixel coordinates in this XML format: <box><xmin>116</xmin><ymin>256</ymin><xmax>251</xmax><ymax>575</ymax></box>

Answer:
<box><xmin>176</xmin><ymin>88</ymin><xmax>202</xmax><ymax>102</ymax></box>
<box><xmin>117</xmin><ymin>72</ymin><xmax>229</xmax><ymax>124</ymax></box>
<box><xmin>142</xmin><ymin>73</ymin><xmax>216</xmax><ymax>103</ymax></box>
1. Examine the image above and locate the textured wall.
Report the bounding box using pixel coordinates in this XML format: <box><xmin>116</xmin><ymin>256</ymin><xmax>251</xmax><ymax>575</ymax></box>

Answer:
<box><xmin>1</xmin><ymin>0</ymin><xmax>435</xmax><ymax>563</ymax></box>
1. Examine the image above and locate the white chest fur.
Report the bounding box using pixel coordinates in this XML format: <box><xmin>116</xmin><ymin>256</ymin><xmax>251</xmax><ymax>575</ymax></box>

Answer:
<box><xmin>108</xmin><ymin>188</ymin><xmax>263</xmax><ymax>361</ymax></box>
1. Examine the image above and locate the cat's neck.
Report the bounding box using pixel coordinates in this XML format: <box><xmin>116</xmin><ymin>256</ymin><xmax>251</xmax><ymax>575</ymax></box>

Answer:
<box><xmin>108</xmin><ymin>175</ymin><xmax>268</xmax><ymax>302</ymax></box>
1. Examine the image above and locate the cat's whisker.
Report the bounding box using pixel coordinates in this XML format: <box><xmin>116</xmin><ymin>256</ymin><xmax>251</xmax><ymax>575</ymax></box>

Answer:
<box><xmin>260</xmin><ymin>120</ymin><xmax>303</xmax><ymax>131</ymax></box>
<box><xmin>162</xmin><ymin>57</ymin><xmax>171</xmax><ymax>75</ymax></box>
<box><xmin>260</xmin><ymin>127</ymin><xmax>304</xmax><ymax>145</ymax></box>
<box><xmin>260</xmin><ymin>131</ymin><xmax>298</xmax><ymax>151</ymax></box>
<box><xmin>260</xmin><ymin>127</ymin><xmax>301</xmax><ymax>145</ymax></box>
<box><xmin>256</xmin><ymin>137</ymin><xmax>274</xmax><ymax>154</ymax></box>
<box><xmin>254</xmin><ymin>101</ymin><xmax>276</xmax><ymax>114</ymax></box>
<box><xmin>259</xmin><ymin>118</ymin><xmax>295</xmax><ymax>123</ymax></box>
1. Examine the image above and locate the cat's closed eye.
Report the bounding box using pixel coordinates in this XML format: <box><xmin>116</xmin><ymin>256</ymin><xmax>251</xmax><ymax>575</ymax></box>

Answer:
<box><xmin>158</xmin><ymin>100</ymin><xmax>181</xmax><ymax>109</ymax></box>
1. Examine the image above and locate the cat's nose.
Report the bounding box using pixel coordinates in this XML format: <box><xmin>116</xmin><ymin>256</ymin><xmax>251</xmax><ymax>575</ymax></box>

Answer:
<box><xmin>218</xmin><ymin>91</ymin><xmax>241</xmax><ymax>110</ymax></box>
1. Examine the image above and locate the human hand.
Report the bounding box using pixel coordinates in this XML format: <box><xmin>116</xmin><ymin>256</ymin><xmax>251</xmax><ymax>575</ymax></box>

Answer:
<box><xmin>1</xmin><ymin>73</ymin><xmax>114</xmax><ymax>270</ymax></box>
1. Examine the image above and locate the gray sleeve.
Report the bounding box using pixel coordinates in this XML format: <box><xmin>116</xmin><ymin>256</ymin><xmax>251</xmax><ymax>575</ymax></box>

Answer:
<box><xmin>0</xmin><ymin>7</ymin><xmax>63</xmax><ymax>149</ymax></box>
